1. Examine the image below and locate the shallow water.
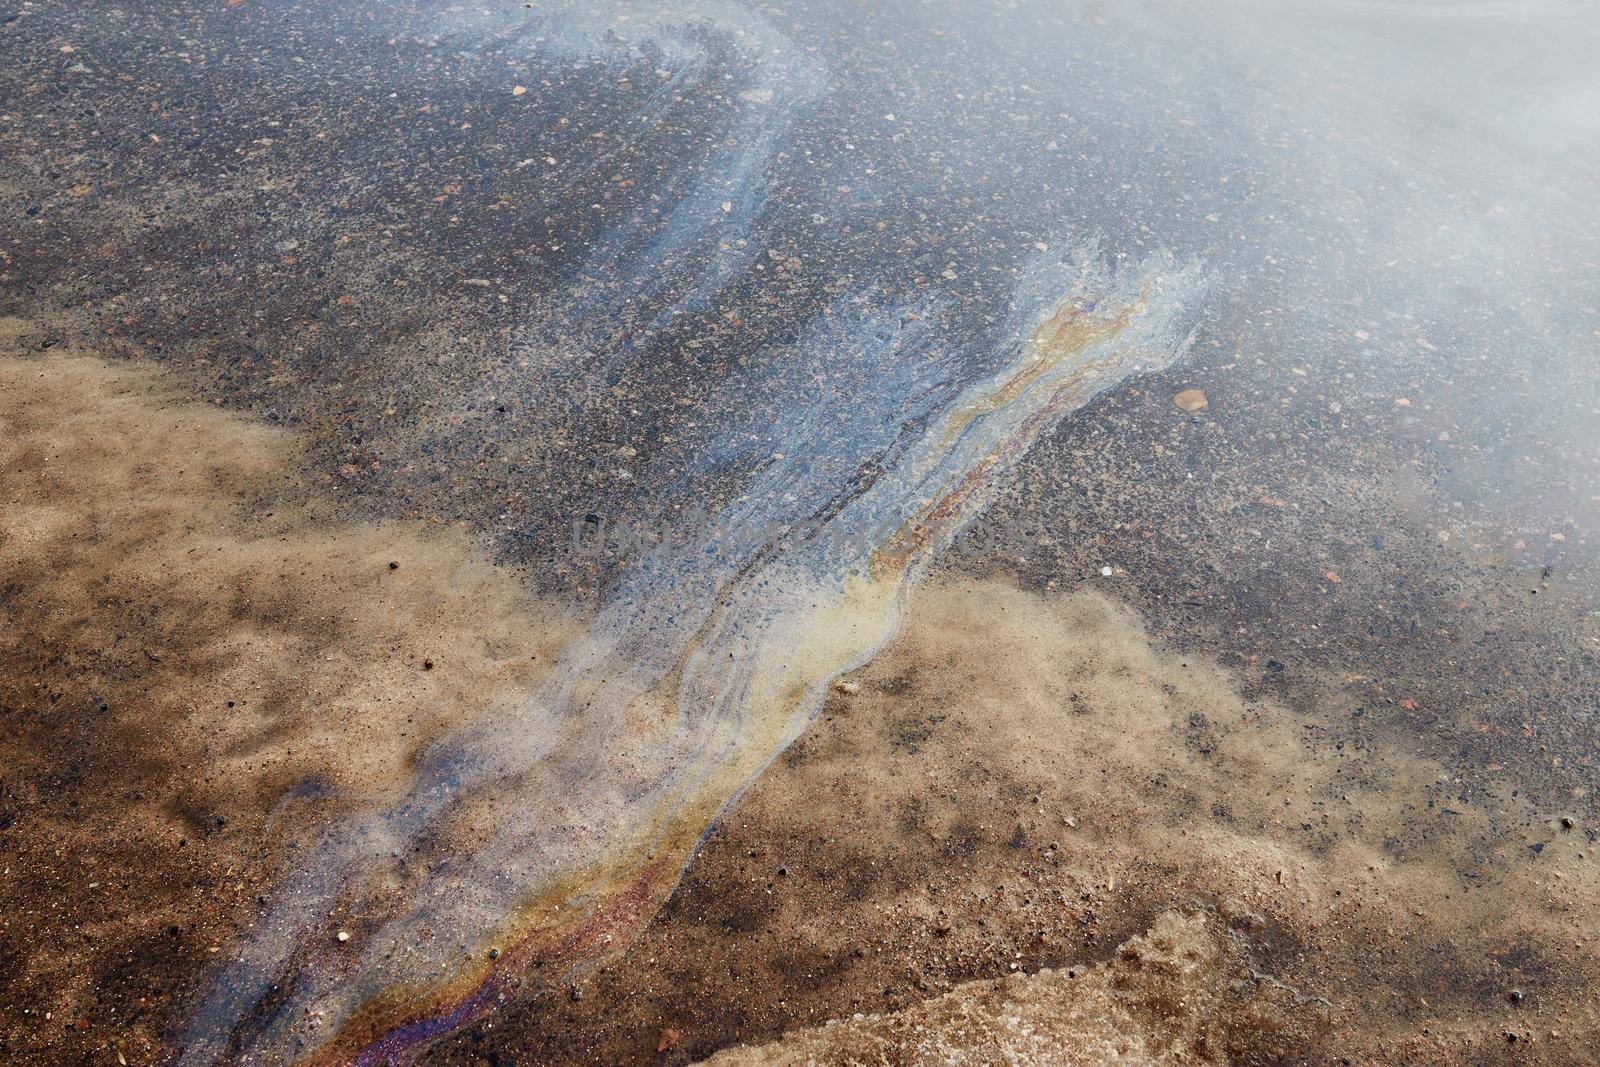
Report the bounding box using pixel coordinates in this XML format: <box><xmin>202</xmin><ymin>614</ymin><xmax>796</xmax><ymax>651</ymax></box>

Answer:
<box><xmin>1</xmin><ymin>0</ymin><xmax>1597</xmax><ymax>1064</ymax></box>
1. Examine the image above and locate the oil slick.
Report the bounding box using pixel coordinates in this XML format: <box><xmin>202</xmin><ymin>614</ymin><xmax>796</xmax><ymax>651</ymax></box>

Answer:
<box><xmin>178</xmin><ymin>249</ymin><xmax>1202</xmax><ymax>1064</ymax></box>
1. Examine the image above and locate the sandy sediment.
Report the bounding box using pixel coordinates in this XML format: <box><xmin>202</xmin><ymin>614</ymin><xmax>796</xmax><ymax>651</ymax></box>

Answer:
<box><xmin>439</xmin><ymin>578</ymin><xmax>1600</xmax><ymax>1065</ymax></box>
<box><xmin>685</xmin><ymin>580</ymin><xmax>1600</xmax><ymax>1063</ymax></box>
<box><xmin>0</xmin><ymin>331</ymin><xmax>577</xmax><ymax>1063</ymax></box>
<box><xmin>700</xmin><ymin>908</ymin><xmax>1294</xmax><ymax>1066</ymax></box>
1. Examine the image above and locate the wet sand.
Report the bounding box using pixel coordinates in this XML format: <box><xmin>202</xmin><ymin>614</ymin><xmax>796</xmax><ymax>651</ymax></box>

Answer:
<box><xmin>424</xmin><ymin>579</ymin><xmax>1599</xmax><ymax>1065</ymax></box>
<box><xmin>0</xmin><ymin>337</ymin><xmax>578</xmax><ymax>1063</ymax></box>
<box><xmin>701</xmin><ymin>909</ymin><xmax>1294</xmax><ymax>1066</ymax></box>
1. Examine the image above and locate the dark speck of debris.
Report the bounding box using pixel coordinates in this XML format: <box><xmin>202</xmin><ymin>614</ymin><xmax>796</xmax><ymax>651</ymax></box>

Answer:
<box><xmin>1509</xmin><ymin>989</ymin><xmax>1525</xmax><ymax>1004</ymax></box>
<box><xmin>389</xmin><ymin>561</ymin><xmax>400</xmax><ymax>570</ymax></box>
<box><xmin>423</xmin><ymin>659</ymin><xmax>434</xmax><ymax>670</ymax></box>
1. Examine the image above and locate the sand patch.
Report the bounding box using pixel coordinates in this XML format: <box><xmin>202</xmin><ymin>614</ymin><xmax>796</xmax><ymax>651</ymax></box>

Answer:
<box><xmin>0</xmin><ymin>331</ymin><xmax>577</xmax><ymax>1063</ymax></box>
<box><xmin>453</xmin><ymin>578</ymin><xmax>1600</xmax><ymax>1064</ymax></box>
<box><xmin>721</xmin><ymin>579</ymin><xmax>1600</xmax><ymax>1061</ymax></box>
<box><xmin>702</xmin><ymin>908</ymin><xmax>1293</xmax><ymax>1066</ymax></box>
